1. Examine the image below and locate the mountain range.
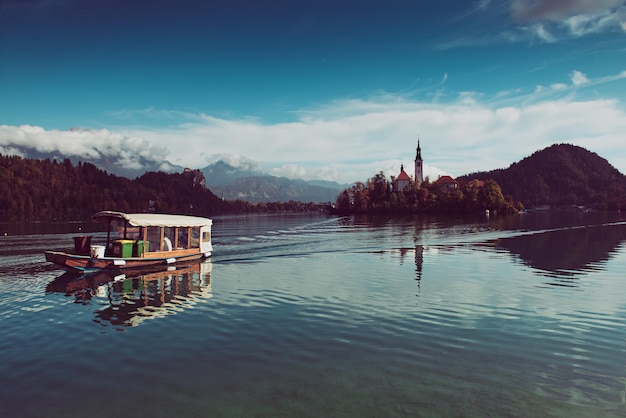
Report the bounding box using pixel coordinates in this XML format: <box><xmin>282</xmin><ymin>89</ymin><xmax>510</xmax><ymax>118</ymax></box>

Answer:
<box><xmin>4</xmin><ymin>145</ymin><xmax>346</xmax><ymax>203</ymax></box>
<box><xmin>200</xmin><ymin>160</ymin><xmax>346</xmax><ymax>203</ymax></box>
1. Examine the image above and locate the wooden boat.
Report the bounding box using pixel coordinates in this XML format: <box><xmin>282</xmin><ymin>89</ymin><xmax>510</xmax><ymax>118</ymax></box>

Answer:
<box><xmin>45</xmin><ymin>211</ymin><xmax>213</xmax><ymax>272</ymax></box>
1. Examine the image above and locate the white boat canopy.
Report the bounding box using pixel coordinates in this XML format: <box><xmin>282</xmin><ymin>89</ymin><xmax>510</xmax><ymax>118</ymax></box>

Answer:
<box><xmin>93</xmin><ymin>211</ymin><xmax>213</xmax><ymax>228</ymax></box>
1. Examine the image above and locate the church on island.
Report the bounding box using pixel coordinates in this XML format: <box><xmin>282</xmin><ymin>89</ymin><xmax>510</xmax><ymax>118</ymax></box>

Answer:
<box><xmin>396</xmin><ymin>139</ymin><xmax>458</xmax><ymax>192</ymax></box>
<box><xmin>396</xmin><ymin>140</ymin><xmax>424</xmax><ymax>191</ymax></box>
<box><xmin>333</xmin><ymin>137</ymin><xmax>521</xmax><ymax>215</ymax></box>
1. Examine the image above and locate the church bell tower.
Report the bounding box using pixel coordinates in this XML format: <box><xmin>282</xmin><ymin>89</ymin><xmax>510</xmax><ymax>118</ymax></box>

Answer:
<box><xmin>414</xmin><ymin>138</ymin><xmax>423</xmax><ymax>188</ymax></box>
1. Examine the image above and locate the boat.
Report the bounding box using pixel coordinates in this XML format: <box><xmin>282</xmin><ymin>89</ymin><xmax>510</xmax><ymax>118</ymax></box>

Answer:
<box><xmin>45</xmin><ymin>211</ymin><xmax>213</xmax><ymax>272</ymax></box>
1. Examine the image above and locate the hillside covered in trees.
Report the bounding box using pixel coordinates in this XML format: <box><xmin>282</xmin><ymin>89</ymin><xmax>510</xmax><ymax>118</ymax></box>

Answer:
<box><xmin>458</xmin><ymin>144</ymin><xmax>626</xmax><ymax>209</ymax></box>
<box><xmin>0</xmin><ymin>155</ymin><xmax>323</xmax><ymax>222</ymax></box>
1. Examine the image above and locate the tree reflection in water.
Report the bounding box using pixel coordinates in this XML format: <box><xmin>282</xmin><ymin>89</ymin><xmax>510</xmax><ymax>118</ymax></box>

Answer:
<box><xmin>383</xmin><ymin>216</ymin><xmax>626</xmax><ymax>290</ymax></box>
<box><xmin>496</xmin><ymin>222</ymin><xmax>626</xmax><ymax>285</ymax></box>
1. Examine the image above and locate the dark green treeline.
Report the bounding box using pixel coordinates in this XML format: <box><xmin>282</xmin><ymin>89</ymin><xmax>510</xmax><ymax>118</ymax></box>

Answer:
<box><xmin>0</xmin><ymin>155</ymin><xmax>322</xmax><ymax>222</ymax></box>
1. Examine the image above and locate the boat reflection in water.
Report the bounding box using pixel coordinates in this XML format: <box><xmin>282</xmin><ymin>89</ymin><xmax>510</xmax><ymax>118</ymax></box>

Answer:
<box><xmin>46</xmin><ymin>260</ymin><xmax>212</xmax><ymax>327</ymax></box>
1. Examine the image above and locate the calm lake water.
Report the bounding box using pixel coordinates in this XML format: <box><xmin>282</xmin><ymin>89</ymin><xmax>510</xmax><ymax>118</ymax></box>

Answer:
<box><xmin>1</xmin><ymin>212</ymin><xmax>624</xmax><ymax>417</ymax></box>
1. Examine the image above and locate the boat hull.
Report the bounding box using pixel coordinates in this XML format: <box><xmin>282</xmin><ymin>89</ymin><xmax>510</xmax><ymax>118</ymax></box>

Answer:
<box><xmin>44</xmin><ymin>250</ymin><xmax>211</xmax><ymax>272</ymax></box>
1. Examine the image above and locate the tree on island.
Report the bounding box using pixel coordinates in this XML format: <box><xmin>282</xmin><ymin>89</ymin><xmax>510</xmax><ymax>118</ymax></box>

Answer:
<box><xmin>334</xmin><ymin>171</ymin><xmax>522</xmax><ymax>215</ymax></box>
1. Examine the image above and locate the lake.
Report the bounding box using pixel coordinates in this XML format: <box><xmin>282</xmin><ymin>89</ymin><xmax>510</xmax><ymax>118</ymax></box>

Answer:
<box><xmin>0</xmin><ymin>211</ymin><xmax>624</xmax><ymax>417</ymax></box>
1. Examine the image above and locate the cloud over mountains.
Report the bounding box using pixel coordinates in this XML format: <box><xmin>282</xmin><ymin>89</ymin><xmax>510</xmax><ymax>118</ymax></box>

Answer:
<box><xmin>1</xmin><ymin>69</ymin><xmax>625</xmax><ymax>183</ymax></box>
<box><xmin>0</xmin><ymin>125</ymin><xmax>178</xmax><ymax>176</ymax></box>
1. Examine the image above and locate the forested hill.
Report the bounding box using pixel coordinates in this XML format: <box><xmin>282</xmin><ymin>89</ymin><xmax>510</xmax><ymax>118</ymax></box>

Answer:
<box><xmin>457</xmin><ymin>144</ymin><xmax>626</xmax><ymax>209</ymax></box>
<box><xmin>0</xmin><ymin>155</ymin><xmax>238</xmax><ymax>221</ymax></box>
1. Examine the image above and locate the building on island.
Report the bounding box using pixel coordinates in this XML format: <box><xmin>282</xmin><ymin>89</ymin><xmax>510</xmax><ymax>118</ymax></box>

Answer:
<box><xmin>433</xmin><ymin>175</ymin><xmax>459</xmax><ymax>191</ymax></box>
<box><xmin>397</xmin><ymin>164</ymin><xmax>411</xmax><ymax>191</ymax></box>
<box><xmin>397</xmin><ymin>138</ymin><xmax>425</xmax><ymax>190</ymax></box>
<box><xmin>414</xmin><ymin>139</ymin><xmax>423</xmax><ymax>188</ymax></box>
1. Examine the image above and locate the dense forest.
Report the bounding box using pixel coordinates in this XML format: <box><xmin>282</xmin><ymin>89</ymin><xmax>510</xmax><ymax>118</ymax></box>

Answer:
<box><xmin>457</xmin><ymin>144</ymin><xmax>626</xmax><ymax>210</ymax></box>
<box><xmin>0</xmin><ymin>155</ymin><xmax>326</xmax><ymax>222</ymax></box>
<box><xmin>333</xmin><ymin>172</ymin><xmax>521</xmax><ymax>215</ymax></box>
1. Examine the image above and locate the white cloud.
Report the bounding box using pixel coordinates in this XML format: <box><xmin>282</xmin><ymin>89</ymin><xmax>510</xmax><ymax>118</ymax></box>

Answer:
<box><xmin>118</xmin><ymin>92</ymin><xmax>625</xmax><ymax>182</ymax></box>
<box><xmin>511</xmin><ymin>0</ymin><xmax>624</xmax><ymax>22</ymax></box>
<box><xmin>2</xmin><ymin>71</ymin><xmax>626</xmax><ymax>183</ymax></box>
<box><xmin>0</xmin><ymin>125</ymin><xmax>171</xmax><ymax>172</ymax></box>
<box><xmin>563</xmin><ymin>7</ymin><xmax>626</xmax><ymax>36</ymax></box>
<box><xmin>442</xmin><ymin>0</ymin><xmax>626</xmax><ymax>50</ymax></box>
<box><xmin>526</xmin><ymin>23</ymin><xmax>558</xmax><ymax>42</ymax></box>
<box><xmin>454</xmin><ymin>1</ymin><xmax>626</xmax><ymax>46</ymax></box>
<box><xmin>448</xmin><ymin>0</ymin><xmax>626</xmax><ymax>49</ymax></box>
<box><xmin>571</xmin><ymin>70</ymin><xmax>590</xmax><ymax>86</ymax></box>
<box><xmin>532</xmin><ymin>69</ymin><xmax>623</xmax><ymax>97</ymax></box>
<box><xmin>0</xmin><ymin>145</ymin><xmax>24</xmax><ymax>157</ymax></box>
<box><xmin>512</xmin><ymin>1</ymin><xmax>626</xmax><ymax>41</ymax></box>
<box><xmin>205</xmin><ymin>153</ymin><xmax>263</xmax><ymax>172</ymax></box>
<box><xmin>550</xmin><ymin>83</ymin><xmax>569</xmax><ymax>90</ymax></box>
<box><xmin>269</xmin><ymin>164</ymin><xmax>340</xmax><ymax>182</ymax></box>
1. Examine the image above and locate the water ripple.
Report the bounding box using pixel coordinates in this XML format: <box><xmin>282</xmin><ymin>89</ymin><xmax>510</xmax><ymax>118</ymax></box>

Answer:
<box><xmin>1</xmin><ymin>213</ymin><xmax>625</xmax><ymax>417</ymax></box>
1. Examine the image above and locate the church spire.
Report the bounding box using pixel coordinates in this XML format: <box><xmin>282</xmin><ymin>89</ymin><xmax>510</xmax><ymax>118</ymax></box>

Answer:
<box><xmin>414</xmin><ymin>136</ymin><xmax>423</xmax><ymax>188</ymax></box>
<box><xmin>416</xmin><ymin>137</ymin><xmax>422</xmax><ymax>160</ymax></box>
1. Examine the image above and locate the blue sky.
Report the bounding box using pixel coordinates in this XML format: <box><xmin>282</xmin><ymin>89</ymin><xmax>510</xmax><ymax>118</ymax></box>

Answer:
<box><xmin>1</xmin><ymin>0</ymin><xmax>625</xmax><ymax>183</ymax></box>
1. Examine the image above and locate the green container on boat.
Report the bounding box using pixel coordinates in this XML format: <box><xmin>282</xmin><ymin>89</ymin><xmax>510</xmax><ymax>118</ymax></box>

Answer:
<box><xmin>134</xmin><ymin>240</ymin><xmax>149</xmax><ymax>257</ymax></box>
<box><xmin>113</xmin><ymin>239</ymin><xmax>135</xmax><ymax>258</ymax></box>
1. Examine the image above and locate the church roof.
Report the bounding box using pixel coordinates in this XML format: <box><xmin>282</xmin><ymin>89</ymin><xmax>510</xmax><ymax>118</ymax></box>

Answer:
<box><xmin>397</xmin><ymin>166</ymin><xmax>410</xmax><ymax>181</ymax></box>
<box><xmin>434</xmin><ymin>175</ymin><xmax>457</xmax><ymax>185</ymax></box>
